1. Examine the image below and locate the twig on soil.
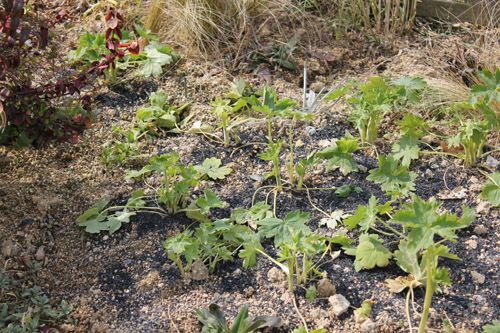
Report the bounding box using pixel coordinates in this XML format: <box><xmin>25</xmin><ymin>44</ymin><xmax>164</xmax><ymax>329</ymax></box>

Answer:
<box><xmin>252</xmin><ymin>185</ymin><xmax>276</xmax><ymax>206</ymax></box>
<box><xmin>303</xmin><ymin>184</ymin><xmax>331</xmax><ymax>219</ymax></box>
<box><xmin>291</xmin><ymin>292</ymin><xmax>309</xmax><ymax>332</ymax></box>
<box><xmin>443</xmin><ymin>165</ymin><xmax>451</xmax><ymax>191</ymax></box>
<box><xmin>167</xmin><ymin>305</ymin><xmax>180</xmax><ymax>333</ymax></box>
<box><xmin>230</xmin><ymin>141</ymin><xmax>267</xmax><ymax>158</ymax></box>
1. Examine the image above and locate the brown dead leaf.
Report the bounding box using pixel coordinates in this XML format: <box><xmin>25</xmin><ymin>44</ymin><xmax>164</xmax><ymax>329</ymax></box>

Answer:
<box><xmin>385</xmin><ymin>275</ymin><xmax>421</xmax><ymax>293</ymax></box>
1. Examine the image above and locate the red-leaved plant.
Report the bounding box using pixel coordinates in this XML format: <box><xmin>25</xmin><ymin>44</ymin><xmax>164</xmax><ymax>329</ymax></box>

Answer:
<box><xmin>0</xmin><ymin>1</ymin><xmax>139</xmax><ymax>144</ymax></box>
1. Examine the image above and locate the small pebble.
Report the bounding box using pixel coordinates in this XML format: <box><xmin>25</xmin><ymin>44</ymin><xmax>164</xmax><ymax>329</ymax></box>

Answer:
<box><xmin>485</xmin><ymin>155</ymin><xmax>499</xmax><ymax>169</ymax></box>
<box><xmin>473</xmin><ymin>225</ymin><xmax>487</xmax><ymax>235</ymax></box>
<box><xmin>465</xmin><ymin>238</ymin><xmax>478</xmax><ymax>249</ymax></box>
<box><xmin>1</xmin><ymin>240</ymin><xmax>20</xmax><ymax>258</ymax></box>
<box><xmin>361</xmin><ymin>318</ymin><xmax>377</xmax><ymax>332</ymax></box>
<box><xmin>329</xmin><ymin>294</ymin><xmax>350</xmax><ymax>316</ymax></box>
<box><xmin>471</xmin><ymin>271</ymin><xmax>485</xmax><ymax>285</ymax></box>
<box><xmin>305</xmin><ymin>126</ymin><xmax>316</xmax><ymax>136</ymax></box>
<box><xmin>267</xmin><ymin>267</ymin><xmax>285</xmax><ymax>283</ymax></box>
<box><xmin>317</xmin><ymin>277</ymin><xmax>336</xmax><ymax>298</ymax></box>
<box><xmin>35</xmin><ymin>246</ymin><xmax>45</xmax><ymax>261</ymax></box>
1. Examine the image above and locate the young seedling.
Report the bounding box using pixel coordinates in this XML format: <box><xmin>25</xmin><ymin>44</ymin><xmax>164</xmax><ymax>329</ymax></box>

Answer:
<box><xmin>327</xmin><ymin>76</ymin><xmax>425</xmax><ymax>145</ymax></box>
<box><xmin>445</xmin><ymin>69</ymin><xmax>498</xmax><ymax>167</ymax></box>
<box><xmin>447</xmin><ymin>120</ymin><xmax>488</xmax><ymax>167</ymax></box>
<box><xmin>196</xmin><ymin>304</ymin><xmax>281</xmax><ymax>333</ymax></box>
<box><xmin>281</xmin><ymin>107</ymin><xmax>314</xmax><ymax>187</ymax></box>
<box><xmin>256</xmin><ymin>210</ymin><xmax>329</xmax><ymax>291</ymax></box>
<box><xmin>164</xmin><ymin>217</ymin><xmax>262</xmax><ymax>277</ymax></box>
<box><xmin>249</xmin><ymin>86</ymin><xmax>296</xmax><ymax>143</ymax></box>
<box><xmin>258</xmin><ymin>139</ymin><xmax>284</xmax><ymax>191</ymax></box>
<box><xmin>135</xmin><ymin>89</ymin><xmax>190</xmax><ymax>134</ymax></box>
<box><xmin>389</xmin><ymin>196</ymin><xmax>474</xmax><ymax>333</ymax></box>
<box><xmin>211</xmin><ymin>99</ymin><xmax>234</xmax><ymax>147</ymax></box>
<box><xmin>481</xmin><ymin>172</ymin><xmax>500</xmax><ymax>207</ymax></box>
<box><xmin>295</xmin><ymin>154</ymin><xmax>316</xmax><ymax>189</ymax></box>
<box><xmin>317</xmin><ymin>133</ymin><xmax>359</xmax><ymax>175</ymax></box>
<box><xmin>77</xmin><ymin>190</ymin><xmax>163</xmax><ymax>234</ymax></box>
<box><xmin>344</xmin><ymin>195</ymin><xmax>473</xmax><ymax>332</ymax></box>
<box><xmin>367</xmin><ymin>155</ymin><xmax>417</xmax><ymax>199</ymax></box>
<box><xmin>392</xmin><ymin>113</ymin><xmax>428</xmax><ymax>167</ymax></box>
<box><xmin>101</xmin><ymin>127</ymin><xmax>143</xmax><ymax>166</ymax></box>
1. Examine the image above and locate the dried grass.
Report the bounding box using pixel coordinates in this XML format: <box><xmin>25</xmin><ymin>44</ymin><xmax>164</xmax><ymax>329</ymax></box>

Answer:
<box><xmin>143</xmin><ymin>0</ymin><xmax>306</xmax><ymax>62</ymax></box>
<box><xmin>334</xmin><ymin>0</ymin><xmax>418</xmax><ymax>35</ymax></box>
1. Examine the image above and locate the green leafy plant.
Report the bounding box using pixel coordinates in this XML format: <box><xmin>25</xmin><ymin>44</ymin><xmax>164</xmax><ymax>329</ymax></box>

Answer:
<box><xmin>335</xmin><ymin>184</ymin><xmax>363</xmax><ymax>198</ymax></box>
<box><xmin>306</xmin><ymin>285</ymin><xmax>317</xmax><ymax>300</ymax></box>
<box><xmin>295</xmin><ymin>154</ymin><xmax>316</xmax><ymax>189</ymax></box>
<box><xmin>0</xmin><ymin>269</ymin><xmax>73</xmax><ymax>331</ymax></box>
<box><xmin>281</xmin><ymin>107</ymin><xmax>314</xmax><ymax>188</ymax></box>
<box><xmin>249</xmin><ymin>86</ymin><xmax>296</xmax><ymax>143</ymax></box>
<box><xmin>445</xmin><ymin>69</ymin><xmax>499</xmax><ymax>167</ymax></box>
<box><xmin>447</xmin><ymin>120</ymin><xmax>488</xmax><ymax>167</ymax></box>
<box><xmin>257</xmin><ymin>211</ymin><xmax>330</xmax><ymax>291</ymax></box>
<box><xmin>77</xmin><ymin>190</ymin><xmax>155</xmax><ymax>234</ymax></box>
<box><xmin>343</xmin><ymin>196</ymin><xmax>393</xmax><ymax>233</ymax></box>
<box><xmin>100</xmin><ymin>90</ymin><xmax>190</xmax><ymax>167</ymax></box>
<box><xmin>481</xmin><ymin>172</ymin><xmax>500</xmax><ymax>207</ymax></box>
<box><xmin>317</xmin><ymin>134</ymin><xmax>359</xmax><ymax>175</ymax></box>
<box><xmin>164</xmin><ymin>216</ymin><xmax>261</xmax><ymax>277</ymax></box>
<box><xmin>345</xmin><ymin>233</ymin><xmax>392</xmax><ymax>271</ymax></box>
<box><xmin>101</xmin><ymin>127</ymin><xmax>142</xmax><ymax>166</ymax></box>
<box><xmin>135</xmin><ymin>89</ymin><xmax>190</xmax><ymax>134</ymax></box>
<box><xmin>277</xmin><ymin>231</ymin><xmax>329</xmax><ymax>291</ymax></box>
<box><xmin>258</xmin><ymin>139</ymin><xmax>284</xmax><ymax>190</ymax></box>
<box><xmin>195</xmin><ymin>157</ymin><xmax>233</xmax><ymax>180</ymax></box>
<box><xmin>344</xmin><ymin>195</ymin><xmax>473</xmax><ymax>332</ymax></box>
<box><xmin>386</xmin><ymin>197</ymin><xmax>473</xmax><ymax>333</ymax></box>
<box><xmin>79</xmin><ymin>154</ymin><xmax>229</xmax><ymax>233</ymax></box>
<box><xmin>336</xmin><ymin>76</ymin><xmax>426</xmax><ymax>145</ymax></box>
<box><xmin>483</xmin><ymin>321</ymin><xmax>500</xmax><ymax>333</ymax></box>
<box><xmin>367</xmin><ymin>155</ymin><xmax>417</xmax><ymax>199</ymax></box>
<box><xmin>392</xmin><ymin>113</ymin><xmax>427</xmax><ymax>167</ymax></box>
<box><xmin>469</xmin><ymin>68</ymin><xmax>500</xmax><ymax>109</ymax></box>
<box><xmin>210</xmin><ymin>79</ymin><xmax>255</xmax><ymax>147</ymax></box>
<box><xmin>196</xmin><ymin>304</ymin><xmax>281</xmax><ymax>333</ymax></box>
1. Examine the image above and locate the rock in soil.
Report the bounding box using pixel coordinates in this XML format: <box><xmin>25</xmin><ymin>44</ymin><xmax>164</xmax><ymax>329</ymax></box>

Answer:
<box><xmin>473</xmin><ymin>225</ymin><xmax>487</xmax><ymax>235</ymax></box>
<box><xmin>360</xmin><ymin>318</ymin><xmax>377</xmax><ymax>332</ymax></box>
<box><xmin>190</xmin><ymin>260</ymin><xmax>209</xmax><ymax>281</ymax></box>
<box><xmin>329</xmin><ymin>294</ymin><xmax>350</xmax><ymax>316</ymax></box>
<box><xmin>1</xmin><ymin>240</ymin><xmax>20</xmax><ymax>258</ymax></box>
<box><xmin>267</xmin><ymin>267</ymin><xmax>285</xmax><ymax>283</ymax></box>
<box><xmin>471</xmin><ymin>271</ymin><xmax>485</xmax><ymax>285</ymax></box>
<box><xmin>317</xmin><ymin>277</ymin><xmax>336</xmax><ymax>298</ymax></box>
<box><xmin>35</xmin><ymin>246</ymin><xmax>45</xmax><ymax>261</ymax></box>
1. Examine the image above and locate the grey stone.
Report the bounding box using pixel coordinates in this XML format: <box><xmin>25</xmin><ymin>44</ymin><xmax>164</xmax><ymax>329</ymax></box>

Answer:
<box><xmin>329</xmin><ymin>294</ymin><xmax>350</xmax><ymax>316</ymax></box>
<box><xmin>471</xmin><ymin>271</ymin><xmax>485</xmax><ymax>284</ymax></box>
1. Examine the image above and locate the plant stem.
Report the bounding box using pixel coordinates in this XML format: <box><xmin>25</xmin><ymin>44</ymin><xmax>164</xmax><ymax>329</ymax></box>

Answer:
<box><xmin>267</xmin><ymin>115</ymin><xmax>273</xmax><ymax>143</ymax></box>
<box><xmin>418</xmin><ymin>254</ymin><xmax>434</xmax><ymax>333</ymax></box>
<box><xmin>287</xmin><ymin>117</ymin><xmax>296</xmax><ymax>186</ymax></box>
<box><xmin>288</xmin><ymin>256</ymin><xmax>295</xmax><ymax>292</ymax></box>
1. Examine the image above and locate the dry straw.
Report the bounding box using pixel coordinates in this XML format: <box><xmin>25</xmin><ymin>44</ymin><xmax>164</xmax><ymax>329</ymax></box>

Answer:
<box><xmin>144</xmin><ymin>0</ymin><xmax>305</xmax><ymax>61</ymax></box>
